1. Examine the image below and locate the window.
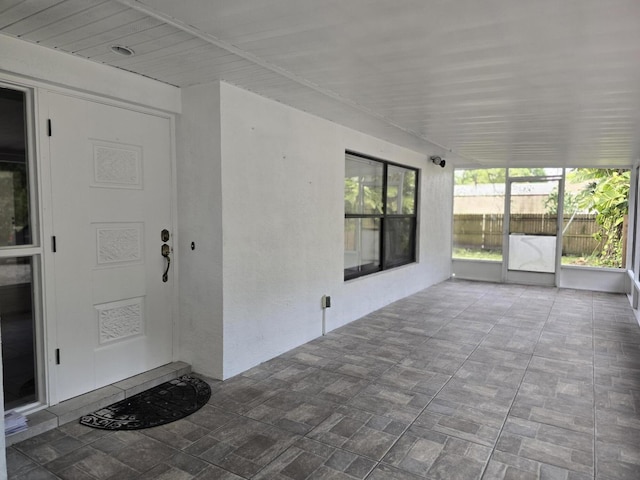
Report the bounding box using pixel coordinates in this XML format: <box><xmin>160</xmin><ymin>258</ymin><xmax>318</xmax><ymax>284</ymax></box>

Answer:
<box><xmin>344</xmin><ymin>152</ymin><xmax>418</xmax><ymax>280</ymax></box>
<box><xmin>0</xmin><ymin>84</ymin><xmax>40</xmax><ymax>410</ymax></box>
<box><xmin>453</xmin><ymin>169</ymin><xmax>505</xmax><ymax>261</ymax></box>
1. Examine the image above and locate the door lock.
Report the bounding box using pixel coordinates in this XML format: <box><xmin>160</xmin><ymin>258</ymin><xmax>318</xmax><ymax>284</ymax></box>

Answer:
<box><xmin>161</xmin><ymin>229</ymin><xmax>170</xmax><ymax>242</ymax></box>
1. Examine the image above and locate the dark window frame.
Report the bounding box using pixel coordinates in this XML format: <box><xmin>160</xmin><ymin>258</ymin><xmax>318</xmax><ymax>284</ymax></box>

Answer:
<box><xmin>344</xmin><ymin>151</ymin><xmax>419</xmax><ymax>280</ymax></box>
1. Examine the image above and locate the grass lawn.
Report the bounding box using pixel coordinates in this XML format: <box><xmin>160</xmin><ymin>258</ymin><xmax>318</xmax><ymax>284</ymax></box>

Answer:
<box><xmin>453</xmin><ymin>248</ymin><xmax>619</xmax><ymax>268</ymax></box>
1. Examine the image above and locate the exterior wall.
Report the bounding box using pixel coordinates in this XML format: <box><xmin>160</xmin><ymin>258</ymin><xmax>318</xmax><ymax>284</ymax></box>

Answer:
<box><xmin>176</xmin><ymin>83</ymin><xmax>224</xmax><ymax>379</ymax></box>
<box><xmin>218</xmin><ymin>82</ymin><xmax>452</xmax><ymax>378</ymax></box>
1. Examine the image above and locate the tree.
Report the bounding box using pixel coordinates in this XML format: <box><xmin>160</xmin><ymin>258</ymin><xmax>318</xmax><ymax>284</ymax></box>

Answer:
<box><xmin>455</xmin><ymin>168</ymin><xmax>547</xmax><ymax>185</ymax></box>
<box><xmin>544</xmin><ymin>188</ymin><xmax>579</xmax><ymax>215</ymax></box>
<box><xmin>569</xmin><ymin>168</ymin><xmax>630</xmax><ymax>267</ymax></box>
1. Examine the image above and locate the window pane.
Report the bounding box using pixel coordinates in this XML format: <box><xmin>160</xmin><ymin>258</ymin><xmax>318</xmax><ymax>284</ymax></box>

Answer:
<box><xmin>387</xmin><ymin>166</ymin><xmax>416</xmax><ymax>215</ymax></box>
<box><xmin>344</xmin><ymin>218</ymin><xmax>380</xmax><ymax>278</ymax></box>
<box><xmin>0</xmin><ymin>88</ymin><xmax>31</xmax><ymax>247</ymax></box>
<box><xmin>345</xmin><ymin>156</ymin><xmax>384</xmax><ymax>215</ymax></box>
<box><xmin>384</xmin><ymin>217</ymin><xmax>416</xmax><ymax>268</ymax></box>
<box><xmin>507</xmin><ymin>167</ymin><xmax>561</xmax><ymax>177</ymax></box>
<box><xmin>562</xmin><ymin>168</ymin><xmax>629</xmax><ymax>268</ymax></box>
<box><xmin>0</xmin><ymin>257</ymin><xmax>36</xmax><ymax>409</ymax></box>
<box><xmin>453</xmin><ymin>169</ymin><xmax>504</xmax><ymax>260</ymax></box>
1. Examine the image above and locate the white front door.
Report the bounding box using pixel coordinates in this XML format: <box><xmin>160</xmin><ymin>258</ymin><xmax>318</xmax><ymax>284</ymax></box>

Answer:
<box><xmin>48</xmin><ymin>93</ymin><xmax>174</xmax><ymax>402</ymax></box>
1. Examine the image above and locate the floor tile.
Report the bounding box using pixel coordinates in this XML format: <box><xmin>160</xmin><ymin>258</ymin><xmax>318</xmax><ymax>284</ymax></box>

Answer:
<box><xmin>137</xmin><ymin>452</ymin><xmax>211</xmax><ymax>479</ymax></box>
<box><xmin>455</xmin><ymin>360</ymin><xmax>527</xmax><ymax>388</ymax></box>
<box><xmin>289</xmin><ymin>369</ymin><xmax>369</xmax><ymax>404</ymax></box>
<box><xmin>400</xmin><ymin>338</ymin><xmax>475</xmax><ymax>375</ymax></box>
<box><xmin>484</xmin><ymin>450</ymin><xmax>591</xmax><ymax>480</ymax></box>
<box><xmin>244</xmin><ymin>390</ymin><xmax>337</xmax><ymax>435</ymax></box>
<box><xmin>13</xmin><ymin>429</ymin><xmax>85</xmax><ymax>465</ymax></box>
<box><xmin>307</xmin><ymin>405</ymin><xmax>409</xmax><ymax>460</ymax></box>
<box><xmin>414</xmin><ymin>397</ymin><xmax>507</xmax><ymax>447</ymax></box>
<box><xmin>512</xmin><ymin>368</ymin><xmax>594</xmax><ymax>425</ymax></box>
<box><xmin>595</xmin><ymin>440</ymin><xmax>640</xmax><ymax>480</ymax></box>
<box><xmin>366</xmin><ymin>463</ymin><xmax>425</xmax><ymax>480</ymax></box>
<box><xmin>321</xmin><ymin>352</ymin><xmax>395</xmax><ymax>380</ymax></box>
<box><xmin>44</xmin><ymin>445</ymin><xmax>138</xmax><ymax>479</ymax></box>
<box><xmin>479</xmin><ymin>325</ymin><xmax>541</xmax><ymax>354</ymax></box>
<box><xmin>140</xmin><ymin>416</ymin><xmax>212</xmax><ymax>450</ymax></box>
<box><xmin>433</xmin><ymin>377</ymin><xmax>519</xmax><ymax>417</ymax></box>
<box><xmin>95</xmin><ymin>431</ymin><xmax>178</xmax><ymax>473</ymax></box>
<box><xmin>432</xmin><ymin>320</ymin><xmax>493</xmax><ymax>346</ymax></box>
<box><xmin>11</xmin><ymin>466</ymin><xmax>64</xmax><ymax>480</ymax></box>
<box><xmin>186</xmin><ymin>416</ymin><xmax>299</xmax><ymax>478</ymax></box>
<box><xmin>595</xmin><ymin>364</ymin><xmax>640</xmax><ymax>391</ymax></box>
<box><xmin>240</xmin><ymin>357</ymin><xmax>319</xmax><ymax>383</ymax></box>
<box><xmin>206</xmin><ymin>376</ymin><xmax>282</xmax><ymax>414</ymax></box>
<box><xmin>6</xmin><ymin>448</ymin><xmax>40</xmax><ymax>478</ymax></box>
<box><xmin>375</xmin><ymin>364</ymin><xmax>451</xmax><ymax>396</ymax></box>
<box><xmin>595</xmin><ymin>409</ymin><xmax>640</xmax><ymax>446</ymax></box>
<box><xmin>382</xmin><ymin>425</ymin><xmax>492</xmax><ymax>479</ymax></box>
<box><xmin>495</xmin><ymin>417</ymin><xmax>594</xmax><ymax>475</ymax></box>
<box><xmin>534</xmin><ymin>331</ymin><xmax>594</xmax><ymax>365</ymax></box>
<box><xmin>253</xmin><ymin>437</ymin><xmax>376</xmax><ymax>479</ymax></box>
<box><xmin>347</xmin><ymin>383</ymin><xmax>432</xmax><ymax>423</ymax></box>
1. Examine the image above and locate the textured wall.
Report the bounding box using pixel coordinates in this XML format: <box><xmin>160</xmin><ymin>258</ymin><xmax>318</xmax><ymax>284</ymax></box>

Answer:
<box><xmin>176</xmin><ymin>82</ymin><xmax>225</xmax><ymax>379</ymax></box>
<box><xmin>218</xmin><ymin>82</ymin><xmax>453</xmax><ymax>377</ymax></box>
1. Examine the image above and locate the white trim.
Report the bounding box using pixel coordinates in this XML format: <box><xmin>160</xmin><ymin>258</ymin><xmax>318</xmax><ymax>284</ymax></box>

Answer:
<box><xmin>0</xmin><ymin>82</ymin><xmax>48</xmax><ymax>412</ymax></box>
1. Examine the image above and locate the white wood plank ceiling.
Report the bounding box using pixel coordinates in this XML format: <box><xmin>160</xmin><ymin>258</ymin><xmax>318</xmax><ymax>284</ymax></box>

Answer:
<box><xmin>2</xmin><ymin>0</ymin><xmax>640</xmax><ymax>168</ymax></box>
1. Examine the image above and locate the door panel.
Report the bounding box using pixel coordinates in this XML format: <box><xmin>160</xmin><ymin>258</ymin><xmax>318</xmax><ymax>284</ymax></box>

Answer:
<box><xmin>48</xmin><ymin>93</ymin><xmax>173</xmax><ymax>401</ymax></box>
<box><xmin>505</xmin><ymin>178</ymin><xmax>561</xmax><ymax>286</ymax></box>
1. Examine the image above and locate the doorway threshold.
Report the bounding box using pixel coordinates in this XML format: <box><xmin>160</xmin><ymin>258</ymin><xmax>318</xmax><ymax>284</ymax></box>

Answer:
<box><xmin>5</xmin><ymin>361</ymin><xmax>190</xmax><ymax>446</ymax></box>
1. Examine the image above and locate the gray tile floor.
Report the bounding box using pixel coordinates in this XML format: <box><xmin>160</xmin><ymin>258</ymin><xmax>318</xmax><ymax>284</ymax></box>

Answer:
<box><xmin>7</xmin><ymin>280</ymin><xmax>640</xmax><ymax>479</ymax></box>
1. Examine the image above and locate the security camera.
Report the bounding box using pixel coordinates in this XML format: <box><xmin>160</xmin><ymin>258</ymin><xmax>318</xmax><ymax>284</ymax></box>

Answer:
<box><xmin>430</xmin><ymin>155</ymin><xmax>446</xmax><ymax>168</ymax></box>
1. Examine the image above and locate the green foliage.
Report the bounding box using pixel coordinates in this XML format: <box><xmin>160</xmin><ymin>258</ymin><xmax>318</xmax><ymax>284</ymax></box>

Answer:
<box><xmin>344</xmin><ymin>177</ymin><xmax>383</xmax><ymax>214</ymax></box>
<box><xmin>0</xmin><ymin>162</ymin><xmax>29</xmax><ymax>246</ymax></box>
<box><xmin>346</xmin><ymin>169</ymin><xmax>415</xmax><ymax>215</ymax></box>
<box><xmin>544</xmin><ymin>188</ymin><xmax>579</xmax><ymax>215</ymax></box>
<box><xmin>568</xmin><ymin>169</ymin><xmax>630</xmax><ymax>267</ymax></box>
<box><xmin>455</xmin><ymin>167</ymin><xmax>546</xmax><ymax>185</ymax></box>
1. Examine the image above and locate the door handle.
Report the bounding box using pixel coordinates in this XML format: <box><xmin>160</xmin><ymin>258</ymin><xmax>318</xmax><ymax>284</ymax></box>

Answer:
<box><xmin>161</xmin><ymin>243</ymin><xmax>171</xmax><ymax>282</ymax></box>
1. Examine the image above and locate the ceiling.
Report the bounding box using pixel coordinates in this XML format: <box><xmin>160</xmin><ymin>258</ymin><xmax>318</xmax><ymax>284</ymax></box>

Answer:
<box><xmin>2</xmin><ymin>0</ymin><xmax>640</xmax><ymax>168</ymax></box>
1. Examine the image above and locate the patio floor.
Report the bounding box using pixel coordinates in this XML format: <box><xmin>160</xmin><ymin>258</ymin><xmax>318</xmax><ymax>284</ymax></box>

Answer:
<box><xmin>7</xmin><ymin>279</ymin><xmax>640</xmax><ymax>479</ymax></box>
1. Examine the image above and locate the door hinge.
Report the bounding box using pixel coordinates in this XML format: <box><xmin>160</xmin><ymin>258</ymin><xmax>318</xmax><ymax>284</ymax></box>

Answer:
<box><xmin>47</xmin><ymin>119</ymin><xmax>52</xmax><ymax>137</ymax></box>
<box><xmin>51</xmin><ymin>235</ymin><xmax>57</xmax><ymax>252</ymax></box>
<box><xmin>55</xmin><ymin>348</ymin><xmax>60</xmax><ymax>365</ymax></box>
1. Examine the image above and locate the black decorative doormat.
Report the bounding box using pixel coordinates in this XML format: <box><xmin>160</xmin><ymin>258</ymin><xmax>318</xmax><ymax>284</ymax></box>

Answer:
<box><xmin>80</xmin><ymin>375</ymin><xmax>211</xmax><ymax>430</ymax></box>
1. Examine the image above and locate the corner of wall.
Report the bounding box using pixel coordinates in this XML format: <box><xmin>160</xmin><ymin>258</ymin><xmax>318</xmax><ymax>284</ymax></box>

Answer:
<box><xmin>176</xmin><ymin>81</ymin><xmax>224</xmax><ymax>379</ymax></box>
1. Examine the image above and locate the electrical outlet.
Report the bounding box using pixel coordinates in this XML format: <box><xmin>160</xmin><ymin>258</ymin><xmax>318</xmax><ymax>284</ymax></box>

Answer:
<box><xmin>321</xmin><ymin>295</ymin><xmax>331</xmax><ymax>308</ymax></box>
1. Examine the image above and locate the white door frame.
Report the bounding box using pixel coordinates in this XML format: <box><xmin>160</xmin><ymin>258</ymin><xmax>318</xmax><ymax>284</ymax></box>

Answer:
<box><xmin>502</xmin><ymin>173</ymin><xmax>565</xmax><ymax>287</ymax></box>
<box><xmin>0</xmin><ymin>80</ymin><xmax>47</xmax><ymax>414</ymax></box>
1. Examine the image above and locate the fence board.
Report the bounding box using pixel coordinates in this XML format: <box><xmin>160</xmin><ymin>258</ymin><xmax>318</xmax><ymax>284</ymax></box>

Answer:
<box><xmin>453</xmin><ymin>213</ymin><xmax>601</xmax><ymax>255</ymax></box>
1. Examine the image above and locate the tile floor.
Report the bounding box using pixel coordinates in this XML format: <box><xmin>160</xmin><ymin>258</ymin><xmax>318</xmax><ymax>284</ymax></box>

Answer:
<box><xmin>7</xmin><ymin>279</ymin><xmax>640</xmax><ymax>479</ymax></box>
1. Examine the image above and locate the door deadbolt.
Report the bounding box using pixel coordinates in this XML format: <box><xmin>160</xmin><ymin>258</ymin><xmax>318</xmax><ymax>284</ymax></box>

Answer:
<box><xmin>161</xmin><ymin>229</ymin><xmax>170</xmax><ymax>242</ymax></box>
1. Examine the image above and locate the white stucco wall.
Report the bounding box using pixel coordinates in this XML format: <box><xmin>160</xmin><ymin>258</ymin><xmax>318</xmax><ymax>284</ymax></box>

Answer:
<box><xmin>218</xmin><ymin>82</ymin><xmax>452</xmax><ymax>377</ymax></box>
<box><xmin>176</xmin><ymin>83</ymin><xmax>225</xmax><ymax>379</ymax></box>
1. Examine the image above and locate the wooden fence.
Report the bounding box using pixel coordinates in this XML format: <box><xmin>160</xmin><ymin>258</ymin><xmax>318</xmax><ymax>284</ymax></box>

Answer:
<box><xmin>453</xmin><ymin>213</ymin><xmax>601</xmax><ymax>256</ymax></box>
